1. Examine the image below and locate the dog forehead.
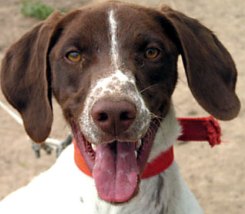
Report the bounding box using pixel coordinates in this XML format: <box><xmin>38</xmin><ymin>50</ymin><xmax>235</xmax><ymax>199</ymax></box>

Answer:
<box><xmin>55</xmin><ymin>3</ymin><xmax>166</xmax><ymax>58</ymax></box>
<box><xmin>63</xmin><ymin>3</ymin><xmax>159</xmax><ymax>37</ymax></box>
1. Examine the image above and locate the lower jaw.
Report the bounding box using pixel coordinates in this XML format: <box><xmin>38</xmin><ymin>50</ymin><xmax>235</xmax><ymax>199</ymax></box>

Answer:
<box><xmin>71</xmin><ymin>119</ymin><xmax>160</xmax><ymax>174</ymax></box>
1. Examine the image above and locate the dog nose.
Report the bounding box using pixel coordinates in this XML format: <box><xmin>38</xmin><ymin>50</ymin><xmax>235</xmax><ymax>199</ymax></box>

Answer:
<box><xmin>91</xmin><ymin>99</ymin><xmax>137</xmax><ymax>136</ymax></box>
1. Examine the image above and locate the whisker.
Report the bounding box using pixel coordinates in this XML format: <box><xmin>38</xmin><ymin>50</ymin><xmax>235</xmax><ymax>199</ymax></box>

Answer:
<box><xmin>139</xmin><ymin>84</ymin><xmax>158</xmax><ymax>94</ymax></box>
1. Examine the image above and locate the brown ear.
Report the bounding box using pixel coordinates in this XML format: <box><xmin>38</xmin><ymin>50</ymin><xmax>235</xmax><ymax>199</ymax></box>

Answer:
<box><xmin>1</xmin><ymin>12</ymin><xmax>62</xmax><ymax>142</ymax></box>
<box><xmin>160</xmin><ymin>7</ymin><xmax>240</xmax><ymax>120</ymax></box>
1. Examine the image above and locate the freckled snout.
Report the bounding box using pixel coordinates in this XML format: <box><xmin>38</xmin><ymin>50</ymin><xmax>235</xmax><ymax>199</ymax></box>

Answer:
<box><xmin>91</xmin><ymin>99</ymin><xmax>137</xmax><ymax>137</ymax></box>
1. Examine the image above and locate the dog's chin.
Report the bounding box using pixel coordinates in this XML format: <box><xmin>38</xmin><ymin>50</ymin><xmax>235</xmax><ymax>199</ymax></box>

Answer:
<box><xmin>70</xmin><ymin>119</ymin><xmax>160</xmax><ymax>203</ymax></box>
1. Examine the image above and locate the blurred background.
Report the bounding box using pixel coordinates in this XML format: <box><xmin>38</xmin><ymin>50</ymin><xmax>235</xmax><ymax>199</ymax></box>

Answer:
<box><xmin>0</xmin><ymin>0</ymin><xmax>244</xmax><ymax>213</ymax></box>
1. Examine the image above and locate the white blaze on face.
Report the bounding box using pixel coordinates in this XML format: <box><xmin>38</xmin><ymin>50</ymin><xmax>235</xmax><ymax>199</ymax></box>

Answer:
<box><xmin>79</xmin><ymin>9</ymin><xmax>151</xmax><ymax>145</ymax></box>
<box><xmin>109</xmin><ymin>10</ymin><xmax>120</xmax><ymax>69</ymax></box>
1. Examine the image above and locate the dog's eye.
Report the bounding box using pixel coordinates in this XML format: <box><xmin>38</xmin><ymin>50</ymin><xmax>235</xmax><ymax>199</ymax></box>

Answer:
<box><xmin>66</xmin><ymin>51</ymin><xmax>81</xmax><ymax>63</ymax></box>
<box><xmin>144</xmin><ymin>48</ymin><xmax>160</xmax><ymax>60</ymax></box>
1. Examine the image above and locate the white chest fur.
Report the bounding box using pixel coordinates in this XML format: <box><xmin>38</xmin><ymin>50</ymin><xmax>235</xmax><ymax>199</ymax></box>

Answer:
<box><xmin>0</xmin><ymin>146</ymin><xmax>202</xmax><ymax>214</ymax></box>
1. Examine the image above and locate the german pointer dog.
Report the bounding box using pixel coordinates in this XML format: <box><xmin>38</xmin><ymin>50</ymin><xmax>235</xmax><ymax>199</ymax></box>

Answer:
<box><xmin>0</xmin><ymin>1</ymin><xmax>240</xmax><ymax>213</ymax></box>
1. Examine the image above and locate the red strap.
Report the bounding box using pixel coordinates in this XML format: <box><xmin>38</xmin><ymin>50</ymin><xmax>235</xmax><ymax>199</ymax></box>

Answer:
<box><xmin>74</xmin><ymin>116</ymin><xmax>221</xmax><ymax>178</ymax></box>
<box><xmin>74</xmin><ymin>142</ymin><xmax>92</xmax><ymax>177</ymax></box>
<box><xmin>177</xmin><ymin>116</ymin><xmax>221</xmax><ymax>146</ymax></box>
<box><xmin>141</xmin><ymin>146</ymin><xmax>174</xmax><ymax>179</ymax></box>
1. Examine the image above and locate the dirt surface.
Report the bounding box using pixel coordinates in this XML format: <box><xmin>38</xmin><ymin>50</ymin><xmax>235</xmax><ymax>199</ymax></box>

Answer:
<box><xmin>0</xmin><ymin>0</ymin><xmax>244</xmax><ymax>213</ymax></box>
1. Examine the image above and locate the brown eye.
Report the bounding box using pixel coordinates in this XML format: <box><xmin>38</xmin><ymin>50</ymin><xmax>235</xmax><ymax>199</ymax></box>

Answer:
<box><xmin>66</xmin><ymin>51</ymin><xmax>81</xmax><ymax>63</ymax></box>
<box><xmin>144</xmin><ymin>48</ymin><xmax>160</xmax><ymax>60</ymax></box>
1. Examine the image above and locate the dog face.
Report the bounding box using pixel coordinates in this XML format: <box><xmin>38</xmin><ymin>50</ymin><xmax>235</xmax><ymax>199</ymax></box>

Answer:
<box><xmin>1</xmin><ymin>1</ymin><xmax>240</xmax><ymax>204</ymax></box>
<box><xmin>49</xmin><ymin>6</ymin><xmax>178</xmax><ymax>142</ymax></box>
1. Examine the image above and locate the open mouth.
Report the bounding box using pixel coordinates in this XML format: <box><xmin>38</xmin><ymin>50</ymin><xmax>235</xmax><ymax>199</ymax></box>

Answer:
<box><xmin>71</xmin><ymin>119</ymin><xmax>160</xmax><ymax>203</ymax></box>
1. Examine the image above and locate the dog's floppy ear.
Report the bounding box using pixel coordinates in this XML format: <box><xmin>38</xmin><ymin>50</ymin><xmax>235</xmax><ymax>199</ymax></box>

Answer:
<box><xmin>1</xmin><ymin>12</ymin><xmax>62</xmax><ymax>142</ymax></box>
<box><xmin>160</xmin><ymin>7</ymin><xmax>240</xmax><ymax>120</ymax></box>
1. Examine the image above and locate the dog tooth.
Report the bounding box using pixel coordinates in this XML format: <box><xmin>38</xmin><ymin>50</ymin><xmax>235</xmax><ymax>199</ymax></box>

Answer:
<box><xmin>91</xmin><ymin>144</ymin><xmax>97</xmax><ymax>151</ymax></box>
<box><xmin>134</xmin><ymin>151</ymin><xmax>138</xmax><ymax>158</ymax></box>
<box><xmin>137</xmin><ymin>139</ymin><xmax>142</xmax><ymax>149</ymax></box>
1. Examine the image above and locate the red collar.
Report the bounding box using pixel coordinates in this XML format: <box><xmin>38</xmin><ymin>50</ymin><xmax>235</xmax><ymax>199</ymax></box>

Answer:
<box><xmin>74</xmin><ymin>116</ymin><xmax>221</xmax><ymax>179</ymax></box>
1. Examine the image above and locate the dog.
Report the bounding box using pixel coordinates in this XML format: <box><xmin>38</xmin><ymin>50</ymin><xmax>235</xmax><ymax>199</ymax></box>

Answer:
<box><xmin>0</xmin><ymin>1</ymin><xmax>240</xmax><ymax>213</ymax></box>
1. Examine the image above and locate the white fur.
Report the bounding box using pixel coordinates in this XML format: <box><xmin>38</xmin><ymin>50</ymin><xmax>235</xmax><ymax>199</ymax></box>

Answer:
<box><xmin>109</xmin><ymin>10</ymin><xmax>120</xmax><ymax>69</ymax></box>
<box><xmin>0</xmin><ymin>109</ymin><xmax>203</xmax><ymax>214</ymax></box>
<box><xmin>148</xmin><ymin>106</ymin><xmax>181</xmax><ymax>162</ymax></box>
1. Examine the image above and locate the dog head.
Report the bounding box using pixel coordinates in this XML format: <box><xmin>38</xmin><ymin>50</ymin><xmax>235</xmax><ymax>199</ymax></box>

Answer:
<box><xmin>1</xmin><ymin>1</ymin><xmax>240</xmax><ymax>203</ymax></box>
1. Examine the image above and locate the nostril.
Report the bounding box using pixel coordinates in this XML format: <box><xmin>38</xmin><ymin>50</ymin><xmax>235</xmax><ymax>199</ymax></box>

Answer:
<box><xmin>120</xmin><ymin>111</ymin><xmax>136</xmax><ymax>121</ymax></box>
<box><xmin>98</xmin><ymin>112</ymin><xmax>109</xmax><ymax>122</ymax></box>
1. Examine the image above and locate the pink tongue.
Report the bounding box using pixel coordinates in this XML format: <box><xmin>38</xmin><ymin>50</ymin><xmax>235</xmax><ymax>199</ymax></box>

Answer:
<box><xmin>92</xmin><ymin>142</ymin><xmax>139</xmax><ymax>203</ymax></box>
